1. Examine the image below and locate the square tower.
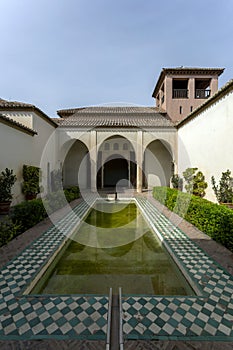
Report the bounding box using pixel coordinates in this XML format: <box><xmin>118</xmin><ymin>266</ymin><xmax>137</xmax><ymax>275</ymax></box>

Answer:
<box><xmin>152</xmin><ymin>67</ymin><xmax>224</xmax><ymax>122</ymax></box>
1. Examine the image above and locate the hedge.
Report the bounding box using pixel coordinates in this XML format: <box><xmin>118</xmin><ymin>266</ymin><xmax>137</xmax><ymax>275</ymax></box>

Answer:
<box><xmin>153</xmin><ymin>186</ymin><xmax>233</xmax><ymax>252</ymax></box>
<box><xmin>11</xmin><ymin>199</ymin><xmax>47</xmax><ymax>233</ymax></box>
<box><xmin>0</xmin><ymin>217</ymin><xmax>21</xmax><ymax>247</ymax></box>
<box><xmin>11</xmin><ymin>186</ymin><xmax>80</xmax><ymax>236</ymax></box>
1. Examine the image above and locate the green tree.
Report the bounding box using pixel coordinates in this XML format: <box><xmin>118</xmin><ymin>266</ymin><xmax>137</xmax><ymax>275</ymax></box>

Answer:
<box><xmin>183</xmin><ymin>167</ymin><xmax>207</xmax><ymax>198</ymax></box>
<box><xmin>193</xmin><ymin>171</ymin><xmax>208</xmax><ymax>198</ymax></box>
<box><xmin>183</xmin><ymin>167</ymin><xmax>197</xmax><ymax>194</ymax></box>
<box><xmin>211</xmin><ymin>170</ymin><xmax>233</xmax><ymax>203</ymax></box>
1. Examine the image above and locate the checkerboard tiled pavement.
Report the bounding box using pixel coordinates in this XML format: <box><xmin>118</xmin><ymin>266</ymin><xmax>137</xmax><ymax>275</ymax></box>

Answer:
<box><xmin>0</xmin><ymin>194</ymin><xmax>110</xmax><ymax>341</ymax></box>
<box><xmin>121</xmin><ymin>197</ymin><xmax>233</xmax><ymax>341</ymax></box>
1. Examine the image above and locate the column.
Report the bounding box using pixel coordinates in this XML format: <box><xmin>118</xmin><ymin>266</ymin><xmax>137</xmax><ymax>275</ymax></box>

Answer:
<box><xmin>136</xmin><ymin>130</ymin><xmax>143</xmax><ymax>193</ymax></box>
<box><xmin>90</xmin><ymin>130</ymin><xmax>97</xmax><ymax>192</ymax></box>
<box><xmin>101</xmin><ymin>164</ymin><xmax>104</xmax><ymax>189</ymax></box>
<box><xmin>189</xmin><ymin>77</ymin><xmax>195</xmax><ymax>99</ymax></box>
<box><xmin>128</xmin><ymin>159</ymin><xmax>131</xmax><ymax>188</ymax></box>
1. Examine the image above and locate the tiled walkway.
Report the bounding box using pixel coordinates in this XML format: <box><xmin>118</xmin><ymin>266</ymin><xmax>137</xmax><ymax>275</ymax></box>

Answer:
<box><xmin>121</xmin><ymin>197</ymin><xmax>233</xmax><ymax>342</ymax></box>
<box><xmin>0</xmin><ymin>196</ymin><xmax>110</xmax><ymax>344</ymax></box>
<box><xmin>0</xmin><ymin>194</ymin><xmax>233</xmax><ymax>349</ymax></box>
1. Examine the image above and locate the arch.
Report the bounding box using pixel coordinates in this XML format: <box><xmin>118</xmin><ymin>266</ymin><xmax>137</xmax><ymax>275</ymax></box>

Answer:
<box><xmin>97</xmin><ymin>135</ymin><xmax>136</xmax><ymax>189</ymax></box>
<box><xmin>143</xmin><ymin>138</ymin><xmax>174</xmax><ymax>159</ymax></box>
<box><xmin>63</xmin><ymin>139</ymin><xmax>90</xmax><ymax>189</ymax></box>
<box><xmin>59</xmin><ymin>133</ymin><xmax>90</xmax><ymax>162</ymax></box>
<box><xmin>143</xmin><ymin>139</ymin><xmax>173</xmax><ymax>189</ymax></box>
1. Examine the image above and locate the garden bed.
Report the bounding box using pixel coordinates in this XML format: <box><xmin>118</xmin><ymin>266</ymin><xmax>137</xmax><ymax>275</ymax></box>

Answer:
<box><xmin>153</xmin><ymin>186</ymin><xmax>233</xmax><ymax>252</ymax></box>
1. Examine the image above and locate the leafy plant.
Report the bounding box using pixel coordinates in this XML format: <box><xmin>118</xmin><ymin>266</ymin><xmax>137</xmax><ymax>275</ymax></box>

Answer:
<box><xmin>171</xmin><ymin>174</ymin><xmax>183</xmax><ymax>190</ymax></box>
<box><xmin>22</xmin><ymin>165</ymin><xmax>41</xmax><ymax>197</ymax></box>
<box><xmin>211</xmin><ymin>170</ymin><xmax>233</xmax><ymax>203</ymax></box>
<box><xmin>0</xmin><ymin>168</ymin><xmax>17</xmax><ymax>202</ymax></box>
<box><xmin>11</xmin><ymin>186</ymin><xmax>80</xmax><ymax>236</ymax></box>
<box><xmin>183</xmin><ymin>167</ymin><xmax>197</xmax><ymax>194</ymax></box>
<box><xmin>183</xmin><ymin>167</ymin><xmax>207</xmax><ymax>198</ymax></box>
<box><xmin>11</xmin><ymin>199</ymin><xmax>47</xmax><ymax>233</ymax></box>
<box><xmin>0</xmin><ymin>216</ymin><xmax>21</xmax><ymax>247</ymax></box>
<box><xmin>153</xmin><ymin>186</ymin><xmax>233</xmax><ymax>252</ymax></box>
<box><xmin>64</xmin><ymin>186</ymin><xmax>80</xmax><ymax>202</ymax></box>
<box><xmin>192</xmin><ymin>171</ymin><xmax>208</xmax><ymax>198</ymax></box>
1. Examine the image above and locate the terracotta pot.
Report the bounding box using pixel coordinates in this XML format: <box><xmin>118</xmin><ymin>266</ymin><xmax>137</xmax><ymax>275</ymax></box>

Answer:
<box><xmin>25</xmin><ymin>193</ymin><xmax>37</xmax><ymax>200</ymax></box>
<box><xmin>0</xmin><ymin>201</ymin><xmax>11</xmax><ymax>214</ymax></box>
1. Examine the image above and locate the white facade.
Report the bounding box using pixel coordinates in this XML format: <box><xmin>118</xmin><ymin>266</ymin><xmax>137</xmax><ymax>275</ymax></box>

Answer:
<box><xmin>0</xmin><ymin>111</ymin><xmax>57</xmax><ymax>204</ymax></box>
<box><xmin>1</xmin><ymin>77</ymin><xmax>233</xmax><ymax>205</ymax></box>
<box><xmin>57</xmin><ymin>127</ymin><xmax>176</xmax><ymax>193</ymax></box>
<box><xmin>178</xmin><ymin>85</ymin><xmax>233</xmax><ymax>201</ymax></box>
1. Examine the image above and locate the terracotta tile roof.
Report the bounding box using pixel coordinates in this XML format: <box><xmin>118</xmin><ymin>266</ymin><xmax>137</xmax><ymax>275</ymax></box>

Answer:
<box><xmin>0</xmin><ymin>98</ymin><xmax>34</xmax><ymax>108</ymax></box>
<box><xmin>0</xmin><ymin>98</ymin><xmax>57</xmax><ymax>127</ymax></box>
<box><xmin>57</xmin><ymin>106</ymin><xmax>166</xmax><ymax>117</ymax></box>
<box><xmin>51</xmin><ymin>118</ymin><xmax>62</xmax><ymax>125</ymax></box>
<box><xmin>56</xmin><ymin>106</ymin><xmax>174</xmax><ymax>128</ymax></box>
<box><xmin>0</xmin><ymin>113</ymin><xmax>37</xmax><ymax>135</ymax></box>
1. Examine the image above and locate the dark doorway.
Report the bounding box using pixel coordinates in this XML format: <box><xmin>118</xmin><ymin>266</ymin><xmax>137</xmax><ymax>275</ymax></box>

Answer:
<box><xmin>104</xmin><ymin>158</ymin><xmax>128</xmax><ymax>187</ymax></box>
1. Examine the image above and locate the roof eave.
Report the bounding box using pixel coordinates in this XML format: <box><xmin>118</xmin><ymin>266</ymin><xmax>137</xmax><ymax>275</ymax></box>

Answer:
<box><xmin>0</xmin><ymin>114</ymin><xmax>37</xmax><ymax>136</ymax></box>
<box><xmin>176</xmin><ymin>79</ymin><xmax>233</xmax><ymax>128</ymax></box>
<box><xmin>0</xmin><ymin>105</ymin><xmax>57</xmax><ymax>128</ymax></box>
<box><xmin>152</xmin><ymin>67</ymin><xmax>225</xmax><ymax>99</ymax></box>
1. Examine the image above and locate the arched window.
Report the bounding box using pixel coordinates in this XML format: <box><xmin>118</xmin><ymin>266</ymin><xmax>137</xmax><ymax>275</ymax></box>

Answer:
<box><xmin>113</xmin><ymin>143</ymin><xmax>119</xmax><ymax>150</ymax></box>
<box><xmin>123</xmin><ymin>143</ymin><xmax>128</xmax><ymax>150</ymax></box>
<box><xmin>104</xmin><ymin>143</ymin><xmax>110</xmax><ymax>150</ymax></box>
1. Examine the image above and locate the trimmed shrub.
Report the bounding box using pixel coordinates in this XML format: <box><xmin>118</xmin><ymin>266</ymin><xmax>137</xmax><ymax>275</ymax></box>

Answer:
<box><xmin>64</xmin><ymin>186</ymin><xmax>80</xmax><ymax>202</ymax></box>
<box><xmin>0</xmin><ymin>217</ymin><xmax>21</xmax><ymax>247</ymax></box>
<box><xmin>22</xmin><ymin>164</ymin><xmax>41</xmax><ymax>198</ymax></box>
<box><xmin>11</xmin><ymin>187</ymin><xmax>80</xmax><ymax>235</ymax></box>
<box><xmin>153</xmin><ymin>186</ymin><xmax>233</xmax><ymax>252</ymax></box>
<box><xmin>11</xmin><ymin>199</ymin><xmax>47</xmax><ymax>233</ymax></box>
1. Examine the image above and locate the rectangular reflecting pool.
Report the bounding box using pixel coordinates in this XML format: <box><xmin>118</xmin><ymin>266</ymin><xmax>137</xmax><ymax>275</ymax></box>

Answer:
<box><xmin>30</xmin><ymin>201</ymin><xmax>195</xmax><ymax>295</ymax></box>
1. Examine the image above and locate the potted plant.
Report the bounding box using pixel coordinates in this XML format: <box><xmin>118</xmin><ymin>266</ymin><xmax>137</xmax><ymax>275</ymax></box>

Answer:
<box><xmin>183</xmin><ymin>167</ymin><xmax>207</xmax><ymax>197</ymax></box>
<box><xmin>0</xmin><ymin>168</ymin><xmax>17</xmax><ymax>214</ymax></box>
<box><xmin>211</xmin><ymin>170</ymin><xmax>233</xmax><ymax>209</ymax></box>
<box><xmin>22</xmin><ymin>165</ymin><xmax>41</xmax><ymax>200</ymax></box>
<box><xmin>171</xmin><ymin>174</ymin><xmax>183</xmax><ymax>190</ymax></box>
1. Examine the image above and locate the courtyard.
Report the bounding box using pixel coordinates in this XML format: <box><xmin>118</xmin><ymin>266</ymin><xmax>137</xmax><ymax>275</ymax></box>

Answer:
<box><xmin>0</xmin><ymin>190</ymin><xmax>233</xmax><ymax>349</ymax></box>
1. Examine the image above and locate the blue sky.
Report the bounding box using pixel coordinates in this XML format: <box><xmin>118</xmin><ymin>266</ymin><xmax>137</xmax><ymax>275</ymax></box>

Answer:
<box><xmin>0</xmin><ymin>0</ymin><xmax>232</xmax><ymax>117</ymax></box>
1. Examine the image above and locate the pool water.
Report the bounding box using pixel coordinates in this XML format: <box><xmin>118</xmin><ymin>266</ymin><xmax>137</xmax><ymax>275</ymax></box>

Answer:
<box><xmin>30</xmin><ymin>201</ymin><xmax>195</xmax><ymax>295</ymax></box>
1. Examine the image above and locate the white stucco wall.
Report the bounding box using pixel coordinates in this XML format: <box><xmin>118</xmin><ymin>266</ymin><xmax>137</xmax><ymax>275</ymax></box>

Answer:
<box><xmin>0</xmin><ymin>113</ymin><xmax>57</xmax><ymax>204</ymax></box>
<box><xmin>178</xmin><ymin>91</ymin><xmax>233</xmax><ymax>202</ymax></box>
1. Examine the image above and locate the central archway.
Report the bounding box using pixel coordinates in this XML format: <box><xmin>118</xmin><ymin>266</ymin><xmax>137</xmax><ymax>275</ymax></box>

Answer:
<box><xmin>97</xmin><ymin>135</ymin><xmax>136</xmax><ymax>189</ymax></box>
<box><xmin>104</xmin><ymin>156</ymin><xmax>128</xmax><ymax>187</ymax></box>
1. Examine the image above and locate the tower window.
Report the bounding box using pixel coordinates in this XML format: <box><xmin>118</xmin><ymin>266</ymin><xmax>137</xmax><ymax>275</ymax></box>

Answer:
<box><xmin>179</xmin><ymin>106</ymin><xmax>183</xmax><ymax>114</ymax></box>
<box><xmin>173</xmin><ymin>79</ymin><xmax>189</xmax><ymax>98</ymax></box>
<box><xmin>190</xmin><ymin>106</ymin><xmax>193</xmax><ymax>112</ymax></box>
